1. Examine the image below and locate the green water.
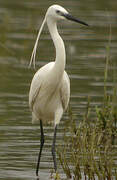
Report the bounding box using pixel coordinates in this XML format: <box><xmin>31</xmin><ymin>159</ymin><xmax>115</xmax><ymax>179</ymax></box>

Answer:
<box><xmin>0</xmin><ymin>0</ymin><xmax>117</xmax><ymax>179</ymax></box>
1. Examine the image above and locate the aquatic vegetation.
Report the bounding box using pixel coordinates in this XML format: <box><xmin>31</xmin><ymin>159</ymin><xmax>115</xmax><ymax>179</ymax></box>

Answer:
<box><xmin>57</xmin><ymin>96</ymin><xmax>117</xmax><ymax>179</ymax></box>
<box><xmin>57</xmin><ymin>38</ymin><xmax>117</xmax><ymax>179</ymax></box>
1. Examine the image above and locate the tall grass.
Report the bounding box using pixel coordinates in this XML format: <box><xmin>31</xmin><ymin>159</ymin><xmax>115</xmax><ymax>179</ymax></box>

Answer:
<box><xmin>57</xmin><ymin>96</ymin><xmax>117</xmax><ymax>179</ymax></box>
<box><xmin>56</xmin><ymin>27</ymin><xmax>117</xmax><ymax>180</ymax></box>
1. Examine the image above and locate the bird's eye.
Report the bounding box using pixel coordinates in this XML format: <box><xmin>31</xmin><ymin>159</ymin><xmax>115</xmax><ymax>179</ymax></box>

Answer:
<box><xmin>56</xmin><ymin>10</ymin><xmax>60</xmax><ymax>14</ymax></box>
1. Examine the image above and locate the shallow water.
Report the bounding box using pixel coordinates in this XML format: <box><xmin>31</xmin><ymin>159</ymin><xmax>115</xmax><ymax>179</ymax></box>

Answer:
<box><xmin>0</xmin><ymin>0</ymin><xmax>117</xmax><ymax>179</ymax></box>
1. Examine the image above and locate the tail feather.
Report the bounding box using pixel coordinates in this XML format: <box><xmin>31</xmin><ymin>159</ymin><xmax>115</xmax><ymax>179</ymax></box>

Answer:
<box><xmin>32</xmin><ymin>112</ymin><xmax>39</xmax><ymax>124</ymax></box>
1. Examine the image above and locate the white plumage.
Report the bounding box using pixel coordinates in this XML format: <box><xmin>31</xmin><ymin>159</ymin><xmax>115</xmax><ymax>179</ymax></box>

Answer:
<box><xmin>29</xmin><ymin>62</ymin><xmax>70</xmax><ymax>125</ymax></box>
<box><xmin>28</xmin><ymin>4</ymin><xmax>88</xmax><ymax>177</ymax></box>
<box><xmin>29</xmin><ymin>5</ymin><xmax>70</xmax><ymax>127</ymax></box>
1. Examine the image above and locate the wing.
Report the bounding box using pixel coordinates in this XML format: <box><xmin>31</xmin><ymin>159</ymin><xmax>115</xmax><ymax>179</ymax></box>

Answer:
<box><xmin>29</xmin><ymin>62</ymin><xmax>54</xmax><ymax>110</ymax></box>
<box><xmin>60</xmin><ymin>71</ymin><xmax>70</xmax><ymax>111</ymax></box>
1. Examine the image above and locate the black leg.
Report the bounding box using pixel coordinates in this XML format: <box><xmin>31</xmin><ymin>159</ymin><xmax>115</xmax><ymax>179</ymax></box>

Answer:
<box><xmin>36</xmin><ymin>120</ymin><xmax>44</xmax><ymax>177</ymax></box>
<box><xmin>51</xmin><ymin>125</ymin><xmax>57</xmax><ymax>172</ymax></box>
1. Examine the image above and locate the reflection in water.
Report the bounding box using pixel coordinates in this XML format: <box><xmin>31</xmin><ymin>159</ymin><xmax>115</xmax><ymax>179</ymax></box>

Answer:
<box><xmin>0</xmin><ymin>0</ymin><xmax>117</xmax><ymax>179</ymax></box>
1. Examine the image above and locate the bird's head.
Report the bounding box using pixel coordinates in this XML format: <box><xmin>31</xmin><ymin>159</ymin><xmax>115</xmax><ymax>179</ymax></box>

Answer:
<box><xmin>29</xmin><ymin>5</ymin><xmax>88</xmax><ymax>68</ymax></box>
<box><xmin>45</xmin><ymin>5</ymin><xmax>88</xmax><ymax>26</ymax></box>
<box><xmin>45</xmin><ymin>5</ymin><xmax>68</xmax><ymax>21</ymax></box>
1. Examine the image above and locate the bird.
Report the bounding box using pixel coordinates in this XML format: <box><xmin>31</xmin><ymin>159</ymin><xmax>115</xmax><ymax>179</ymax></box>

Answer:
<box><xmin>29</xmin><ymin>4</ymin><xmax>88</xmax><ymax>177</ymax></box>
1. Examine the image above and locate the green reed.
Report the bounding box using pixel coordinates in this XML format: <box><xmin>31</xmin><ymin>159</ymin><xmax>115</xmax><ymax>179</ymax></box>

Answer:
<box><xmin>56</xmin><ymin>33</ymin><xmax>117</xmax><ymax>180</ymax></box>
<box><xmin>57</xmin><ymin>91</ymin><xmax>117</xmax><ymax>179</ymax></box>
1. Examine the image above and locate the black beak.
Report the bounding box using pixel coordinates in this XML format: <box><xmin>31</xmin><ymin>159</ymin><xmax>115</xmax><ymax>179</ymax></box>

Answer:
<box><xmin>63</xmin><ymin>13</ymin><xmax>88</xmax><ymax>26</ymax></box>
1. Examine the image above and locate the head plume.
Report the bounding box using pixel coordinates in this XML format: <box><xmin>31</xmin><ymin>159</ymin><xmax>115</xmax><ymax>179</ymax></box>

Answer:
<box><xmin>29</xmin><ymin>17</ymin><xmax>46</xmax><ymax>69</ymax></box>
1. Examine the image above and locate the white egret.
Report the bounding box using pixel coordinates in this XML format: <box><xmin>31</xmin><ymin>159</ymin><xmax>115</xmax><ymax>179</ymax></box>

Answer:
<box><xmin>29</xmin><ymin>4</ymin><xmax>88</xmax><ymax>177</ymax></box>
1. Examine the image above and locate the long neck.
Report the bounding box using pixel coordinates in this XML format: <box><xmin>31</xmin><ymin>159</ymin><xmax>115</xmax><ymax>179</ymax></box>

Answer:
<box><xmin>47</xmin><ymin>18</ymin><xmax>66</xmax><ymax>76</ymax></box>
